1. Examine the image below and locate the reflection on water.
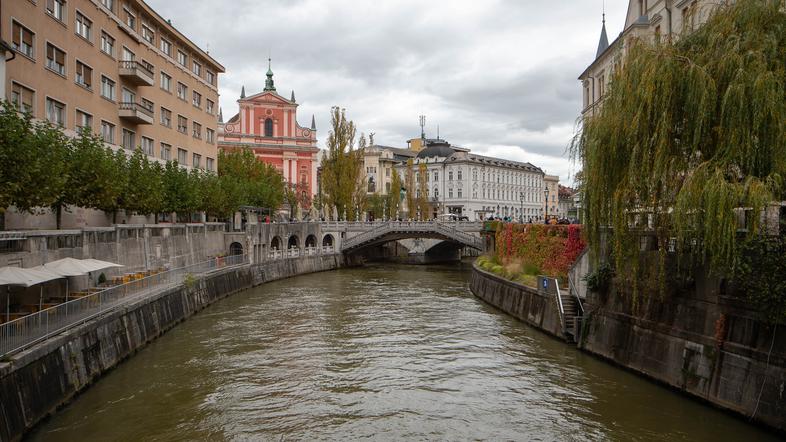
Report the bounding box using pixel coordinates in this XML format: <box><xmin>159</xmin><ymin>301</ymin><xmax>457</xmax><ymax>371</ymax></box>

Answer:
<box><xmin>30</xmin><ymin>263</ymin><xmax>777</xmax><ymax>441</ymax></box>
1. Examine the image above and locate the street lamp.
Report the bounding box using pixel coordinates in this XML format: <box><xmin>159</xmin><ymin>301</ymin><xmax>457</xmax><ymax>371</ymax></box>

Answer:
<box><xmin>544</xmin><ymin>186</ymin><xmax>550</xmax><ymax>223</ymax></box>
<box><xmin>519</xmin><ymin>192</ymin><xmax>524</xmax><ymax>224</ymax></box>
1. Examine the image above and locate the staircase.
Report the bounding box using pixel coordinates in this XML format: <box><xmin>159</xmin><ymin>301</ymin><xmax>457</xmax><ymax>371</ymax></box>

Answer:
<box><xmin>560</xmin><ymin>290</ymin><xmax>579</xmax><ymax>343</ymax></box>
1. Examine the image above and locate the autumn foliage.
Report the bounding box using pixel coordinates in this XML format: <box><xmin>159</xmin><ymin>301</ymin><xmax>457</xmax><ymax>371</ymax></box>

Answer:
<box><xmin>493</xmin><ymin>224</ymin><xmax>586</xmax><ymax>279</ymax></box>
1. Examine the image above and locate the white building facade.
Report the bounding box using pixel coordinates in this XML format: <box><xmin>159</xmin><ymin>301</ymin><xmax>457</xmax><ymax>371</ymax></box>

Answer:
<box><xmin>396</xmin><ymin>141</ymin><xmax>546</xmax><ymax>221</ymax></box>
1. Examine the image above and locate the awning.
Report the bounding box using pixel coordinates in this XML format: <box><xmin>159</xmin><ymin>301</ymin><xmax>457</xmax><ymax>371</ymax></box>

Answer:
<box><xmin>43</xmin><ymin>257</ymin><xmax>123</xmax><ymax>277</ymax></box>
<box><xmin>0</xmin><ymin>266</ymin><xmax>65</xmax><ymax>287</ymax></box>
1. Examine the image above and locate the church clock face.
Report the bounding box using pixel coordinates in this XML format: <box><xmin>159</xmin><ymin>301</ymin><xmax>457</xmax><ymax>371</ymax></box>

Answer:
<box><xmin>303</xmin><ymin>129</ymin><xmax>311</xmax><ymax>137</ymax></box>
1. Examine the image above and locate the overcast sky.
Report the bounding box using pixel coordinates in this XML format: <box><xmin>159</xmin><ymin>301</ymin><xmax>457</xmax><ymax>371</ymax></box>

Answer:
<box><xmin>147</xmin><ymin>0</ymin><xmax>629</xmax><ymax>184</ymax></box>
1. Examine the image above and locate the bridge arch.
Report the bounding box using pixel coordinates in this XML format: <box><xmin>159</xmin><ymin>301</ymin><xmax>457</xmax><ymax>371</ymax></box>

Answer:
<box><xmin>341</xmin><ymin>221</ymin><xmax>484</xmax><ymax>254</ymax></box>
<box><xmin>288</xmin><ymin>235</ymin><xmax>300</xmax><ymax>250</ymax></box>
<box><xmin>305</xmin><ymin>234</ymin><xmax>317</xmax><ymax>248</ymax></box>
<box><xmin>271</xmin><ymin>236</ymin><xmax>282</xmax><ymax>250</ymax></box>
<box><xmin>229</xmin><ymin>242</ymin><xmax>243</xmax><ymax>256</ymax></box>
<box><xmin>322</xmin><ymin>234</ymin><xmax>335</xmax><ymax>247</ymax></box>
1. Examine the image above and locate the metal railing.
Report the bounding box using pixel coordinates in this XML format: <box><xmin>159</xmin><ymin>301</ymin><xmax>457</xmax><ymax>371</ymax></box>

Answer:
<box><xmin>118</xmin><ymin>59</ymin><xmax>154</xmax><ymax>78</ymax></box>
<box><xmin>0</xmin><ymin>254</ymin><xmax>247</xmax><ymax>358</ymax></box>
<box><xmin>267</xmin><ymin>246</ymin><xmax>336</xmax><ymax>260</ymax></box>
<box><xmin>119</xmin><ymin>101</ymin><xmax>154</xmax><ymax>118</ymax></box>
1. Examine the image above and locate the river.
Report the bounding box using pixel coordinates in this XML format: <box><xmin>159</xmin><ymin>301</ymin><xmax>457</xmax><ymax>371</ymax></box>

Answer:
<box><xmin>29</xmin><ymin>263</ymin><xmax>777</xmax><ymax>441</ymax></box>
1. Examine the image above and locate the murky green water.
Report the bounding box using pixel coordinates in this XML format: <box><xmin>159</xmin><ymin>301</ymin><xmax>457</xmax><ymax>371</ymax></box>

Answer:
<box><xmin>29</xmin><ymin>263</ymin><xmax>777</xmax><ymax>441</ymax></box>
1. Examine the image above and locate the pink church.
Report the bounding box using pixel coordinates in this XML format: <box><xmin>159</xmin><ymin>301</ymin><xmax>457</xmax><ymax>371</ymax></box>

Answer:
<box><xmin>218</xmin><ymin>61</ymin><xmax>319</xmax><ymax>202</ymax></box>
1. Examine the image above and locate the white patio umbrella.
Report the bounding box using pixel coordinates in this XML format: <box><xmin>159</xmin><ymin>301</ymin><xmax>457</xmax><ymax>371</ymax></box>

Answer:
<box><xmin>0</xmin><ymin>266</ymin><xmax>64</xmax><ymax>322</ymax></box>
<box><xmin>43</xmin><ymin>258</ymin><xmax>123</xmax><ymax>302</ymax></box>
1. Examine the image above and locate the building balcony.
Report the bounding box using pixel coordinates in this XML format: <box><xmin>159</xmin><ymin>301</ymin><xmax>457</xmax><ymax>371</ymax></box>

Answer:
<box><xmin>118</xmin><ymin>60</ymin><xmax>154</xmax><ymax>86</ymax></box>
<box><xmin>118</xmin><ymin>101</ymin><xmax>154</xmax><ymax>125</ymax></box>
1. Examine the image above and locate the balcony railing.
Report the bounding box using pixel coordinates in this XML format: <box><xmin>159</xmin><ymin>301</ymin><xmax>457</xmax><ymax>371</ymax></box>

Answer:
<box><xmin>119</xmin><ymin>101</ymin><xmax>154</xmax><ymax>124</ymax></box>
<box><xmin>118</xmin><ymin>60</ymin><xmax>154</xmax><ymax>86</ymax></box>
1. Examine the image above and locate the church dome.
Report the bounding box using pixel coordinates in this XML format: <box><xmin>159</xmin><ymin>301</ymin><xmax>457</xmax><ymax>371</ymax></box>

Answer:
<box><xmin>417</xmin><ymin>142</ymin><xmax>455</xmax><ymax>159</ymax></box>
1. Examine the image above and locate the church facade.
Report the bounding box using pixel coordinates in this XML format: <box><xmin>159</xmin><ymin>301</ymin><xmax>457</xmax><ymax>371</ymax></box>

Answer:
<box><xmin>218</xmin><ymin>62</ymin><xmax>319</xmax><ymax>200</ymax></box>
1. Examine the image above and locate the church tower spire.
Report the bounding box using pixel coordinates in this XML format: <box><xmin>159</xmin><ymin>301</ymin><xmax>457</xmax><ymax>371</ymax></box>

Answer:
<box><xmin>595</xmin><ymin>12</ymin><xmax>609</xmax><ymax>59</ymax></box>
<box><xmin>240</xmin><ymin>85</ymin><xmax>246</xmax><ymax>99</ymax></box>
<box><xmin>264</xmin><ymin>57</ymin><xmax>276</xmax><ymax>92</ymax></box>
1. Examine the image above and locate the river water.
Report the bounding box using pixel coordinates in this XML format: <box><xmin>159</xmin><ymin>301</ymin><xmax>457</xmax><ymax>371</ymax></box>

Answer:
<box><xmin>30</xmin><ymin>263</ymin><xmax>776</xmax><ymax>441</ymax></box>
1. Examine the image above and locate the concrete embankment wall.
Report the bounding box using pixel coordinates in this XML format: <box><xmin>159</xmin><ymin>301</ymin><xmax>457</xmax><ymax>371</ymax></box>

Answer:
<box><xmin>470</xmin><ymin>263</ymin><xmax>786</xmax><ymax>433</ymax></box>
<box><xmin>580</xmin><ymin>284</ymin><xmax>786</xmax><ymax>432</ymax></box>
<box><xmin>469</xmin><ymin>264</ymin><xmax>564</xmax><ymax>339</ymax></box>
<box><xmin>0</xmin><ymin>254</ymin><xmax>349</xmax><ymax>442</ymax></box>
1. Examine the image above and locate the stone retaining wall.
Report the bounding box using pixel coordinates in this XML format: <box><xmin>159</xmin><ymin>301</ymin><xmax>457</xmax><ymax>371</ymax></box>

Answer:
<box><xmin>0</xmin><ymin>254</ymin><xmax>351</xmax><ymax>442</ymax></box>
<box><xmin>469</xmin><ymin>264</ymin><xmax>564</xmax><ymax>340</ymax></box>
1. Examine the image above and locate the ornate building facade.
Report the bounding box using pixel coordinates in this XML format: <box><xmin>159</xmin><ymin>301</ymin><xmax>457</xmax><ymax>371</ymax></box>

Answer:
<box><xmin>394</xmin><ymin>139</ymin><xmax>546</xmax><ymax>221</ymax></box>
<box><xmin>218</xmin><ymin>62</ymin><xmax>319</xmax><ymax>199</ymax></box>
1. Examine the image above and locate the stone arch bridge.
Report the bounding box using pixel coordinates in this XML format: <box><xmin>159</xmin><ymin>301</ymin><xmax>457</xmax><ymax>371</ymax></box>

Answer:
<box><xmin>223</xmin><ymin>221</ymin><xmax>485</xmax><ymax>264</ymax></box>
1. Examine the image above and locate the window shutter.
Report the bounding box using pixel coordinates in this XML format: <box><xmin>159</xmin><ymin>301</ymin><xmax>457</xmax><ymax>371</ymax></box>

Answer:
<box><xmin>47</xmin><ymin>0</ymin><xmax>55</xmax><ymax>13</ymax></box>
<box><xmin>84</xmin><ymin>66</ymin><xmax>92</xmax><ymax>87</ymax></box>
<box><xmin>47</xmin><ymin>44</ymin><xmax>54</xmax><ymax>60</ymax></box>
<box><xmin>12</xmin><ymin>23</ymin><xmax>21</xmax><ymax>46</ymax></box>
<box><xmin>55</xmin><ymin>48</ymin><xmax>65</xmax><ymax>65</ymax></box>
<box><xmin>23</xmin><ymin>29</ymin><xmax>33</xmax><ymax>46</ymax></box>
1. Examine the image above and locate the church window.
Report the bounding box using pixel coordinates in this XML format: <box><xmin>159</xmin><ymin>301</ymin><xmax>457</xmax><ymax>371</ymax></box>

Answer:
<box><xmin>264</xmin><ymin>118</ymin><xmax>273</xmax><ymax>137</ymax></box>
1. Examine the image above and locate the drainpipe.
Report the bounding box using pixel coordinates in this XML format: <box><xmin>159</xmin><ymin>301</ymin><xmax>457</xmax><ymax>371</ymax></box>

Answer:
<box><xmin>665</xmin><ymin>0</ymin><xmax>673</xmax><ymax>40</ymax></box>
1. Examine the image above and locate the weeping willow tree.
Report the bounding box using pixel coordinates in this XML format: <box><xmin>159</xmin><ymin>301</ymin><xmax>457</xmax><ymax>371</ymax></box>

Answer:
<box><xmin>573</xmin><ymin>0</ymin><xmax>786</xmax><ymax>296</ymax></box>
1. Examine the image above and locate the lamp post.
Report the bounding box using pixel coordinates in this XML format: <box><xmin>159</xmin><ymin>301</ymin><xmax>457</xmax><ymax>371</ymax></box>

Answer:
<box><xmin>519</xmin><ymin>192</ymin><xmax>524</xmax><ymax>224</ymax></box>
<box><xmin>544</xmin><ymin>186</ymin><xmax>550</xmax><ymax>223</ymax></box>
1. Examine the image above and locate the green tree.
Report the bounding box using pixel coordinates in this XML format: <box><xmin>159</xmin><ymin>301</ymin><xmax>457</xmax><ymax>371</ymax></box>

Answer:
<box><xmin>367</xmin><ymin>194</ymin><xmax>384</xmax><ymax>220</ymax></box>
<box><xmin>320</xmin><ymin>107</ymin><xmax>365</xmax><ymax>220</ymax></box>
<box><xmin>404</xmin><ymin>159</ymin><xmax>415</xmax><ymax>219</ymax></box>
<box><xmin>96</xmin><ymin>149</ymin><xmax>129</xmax><ymax>223</ymax></box>
<box><xmin>386</xmin><ymin>168</ymin><xmax>402</xmax><ymax>219</ymax></box>
<box><xmin>124</xmin><ymin>150</ymin><xmax>163</xmax><ymax>217</ymax></box>
<box><xmin>572</xmin><ymin>0</ymin><xmax>786</xmax><ymax>292</ymax></box>
<box><xmin>417</xmin><ymin>163</ymin><xmax>430</xmax><ymax>220</ymax></box>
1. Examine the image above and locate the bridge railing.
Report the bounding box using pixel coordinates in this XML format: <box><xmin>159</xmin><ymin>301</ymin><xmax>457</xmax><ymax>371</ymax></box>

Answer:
<box><xmin>340</xmin><ymin>221</ymin><xmax>484</xmax><ymax>251</ymax></box>
<box><xmin>0</xmin><ymin>254</ymin><xmax>248</xmax><ymax>358</ymax></box>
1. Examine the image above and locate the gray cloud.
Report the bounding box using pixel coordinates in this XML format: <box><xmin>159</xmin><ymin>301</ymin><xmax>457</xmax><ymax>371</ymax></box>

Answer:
<box><xmin>147</xmin><ymin>0</ymin><xmax>630</xmax><ymax>182</ymax></box>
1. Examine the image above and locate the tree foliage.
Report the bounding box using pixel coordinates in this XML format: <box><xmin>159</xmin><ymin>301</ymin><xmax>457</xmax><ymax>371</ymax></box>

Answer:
<box><xmin>572</xmin><ymin>1</ymin><xmax>786</xmax><ymax>288</ymax></box>
<box><xmin>320</xmin><ymin>107</ymin><xmax>366</xmax><ymax>221</ymax></box>
<box><xmin>386</xmin><ymin>167</ymin><xmax>402</xmax><ymax>219</ymax></box>
<box><xmin>404</xmin><ymin>159</ymin><xmax>415</xmax><ymax>219</ymax></box>
<box><xmin>0</xmin><ymin>101</ymin><xmax>287</xmax><ymax>226</ymax></box>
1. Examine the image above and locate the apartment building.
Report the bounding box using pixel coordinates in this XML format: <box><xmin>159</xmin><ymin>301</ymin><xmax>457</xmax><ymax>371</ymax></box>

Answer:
<box><xmin>579</xmin><ymin>0</ymin><xmax>715</xmax><ymax>116</ymax></box>
<box><xmin>3</xmin><ymin>0</ymin><xmax>224</xmax><ymax>171</ymax></box>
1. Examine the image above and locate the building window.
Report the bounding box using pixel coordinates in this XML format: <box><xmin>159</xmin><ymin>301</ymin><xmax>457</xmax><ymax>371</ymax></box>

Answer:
<box><xmin>457</xmin><ymin>188</ymin><xmax>463</xmax><ymax>198</ymax></box>
<box><xmin>160</xmin><ymin>107</ymin><xmax>172</xmax><ymax>127</ymax></box>
<box><xmin>206</xmin><ymin>99</ymin><xmax>214</xmax><ymax>114</ymax></box>
<box><xmin>192</xmin><ymin>153</ymin><xmax>201</xmax><ymax>169</ymax></box>
<box><xmin>206</xmin><ymin>128</ymin><xmax>215</xmax><ymax>143</ymax></box>
<box><xmin>75</xmin><ymin>12</ymin><xmax>92</xmax><ymax>41</ymax></box>
<box><xmin>192</xmin><ymin>122</ymin><xmax>202</xmax><ymax>139</ymax></box>
<box><xmin>177</xmin><ymin>148</ymin><xmax>187</xmax><ymax>165</ymax></box>
<box><xmin>434</xmin><ymin>171</ymin><xmax>438</xmax><ymax>181</ymax></box>
<box><xmin>206</xmin><ymin>71</ymin><xmax>215</xmax><ymax>85</ymax></box>
<box><xmin>141</xmin><ymin>24</ymin><xmax>154</xmax><ymax>44</ymax></box>
<box><xmin>141</xmin><ymin>136</ymin><xmax>154</xmax><ymax>156</ymax></box>
<box><xmin>11</xmin><ymin>22</ymin><xmax>34</xmax><ymax>58</ymax></box>
<box><xmin>449</xmin><ymin>188</ymin><xmax>453</xmax><ymax>198</ymax></box>
<box><xmin>122</xmin><ymin>128</ymin><xmax>135</xmax><ymax>150</ymax></box>
<box><xmin>160</xmin><ymin>71</ymin><xmax>171</xmax><ymax>92</ymax></box>
<box><xmin>75</xmin><ymin>110</ymin><xmax>92</xmax><ymax>133</ymax></box>
<box><xmin>192</xmin><ymin>61</ymin><xmax>201</xmax><ymax>77</ymax></box>
<box><xmin>386</xmin><ymin>182</ymin><xmax>391</xmax><ymax>193</ymax></box>
<box><xmin>46</xmin><ymin>0</ymin><xmax>66</xmax><ymax>22</ymax></box>
<box><xmin>101</xmin><ymin>121</ymin><xmax>115</xmax><ymax>143</ymax></box>
<box><xmin>192</xmin><ymin>91</ymin><xmax>201</xmax><ymax>108</ymax></box>
<box><xmin>46</xmin><ymin>43</ymin><xmax>66</xmax><ymax>76</ymax></box>
<box><xmin>264</xmin><ymin>118</ymin><xmax>273</xmax><ymax>137</ymax></box>
<box><xmin>10</xmin><ymin>82</ymin><xmax>35</xmax><ymax>113</ymax></box>
<box><xmin>448</xmin><ymin>171</ymin><xmax>453</xmax><ymax>181</ymax></box>
<box><xmin>160</xmin><ymin>143</ymin><xmax>171</xmax><ymax>161</ymax></box>
<box><xmin>100</xmin><ymin>76</ymin><xmax>115</xmax><ymax>100</ymax></box>
<box><xmin>124</xmin><ymin>8</ymin><xmax>136</xmax><ymax>29</ymax></box>
<box><xmin>75</xmin><ymin>61</ymin><xmax>92</xmax><ymax>89</ymax></box>
<box><xmin>160</xmin><ymin>38</ymin><xmax>172</xmax><ymax>56</ymax></box>
<box><xmin>177</xmin><ymin>50</ymin><xmax>187</xmax><ymax>67</ymax></box>
<box><xmin>457</xmin><ymin>170</ymin><xmax>462</xmax><ymax>180</ymax></box>
<box><xmin>177</xmin><ymin>115</ymin><xmax>187</xmax><ymax>134</ymax></box>
<box><xmin>177</xmin><ymin>82</ymin><xmax>187</xmax><ymax>100</ymax></box>
<box><xmin>206</xmin><ymin>157</ymin><xmax>214</xmax><ymax>172</ymax></box>
<box><xmin>100</xmin><ymin>32</ymin><xmax>115</xmax><ymax>57</ymax></box>
<box><xmin>45</xmin><ymin>97</ymin><xmax>65</xmax><ymax>127</ymax></box>
<box><xmin>121</xmin><ymin>46</ymin><xmax>135</xmax><ymax>61</ymax></box>
<box><xmin>101</xmin><ymin>0</ymin><xmax>114</xmax><ymax>12</ymax></box>
<box><xmin>434</xmin><ymin>188</ymin><xmax>439</xmax><ymax>198</ymax></box>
